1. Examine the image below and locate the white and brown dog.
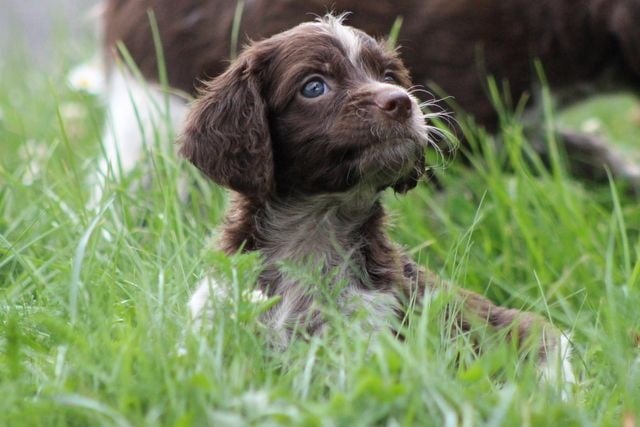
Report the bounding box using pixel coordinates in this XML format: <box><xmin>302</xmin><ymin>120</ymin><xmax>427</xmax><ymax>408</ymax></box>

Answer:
<box><xmin>180</xmin><ymin>15</ymin><xmax>574</xmax><ymax>386</ymax></box>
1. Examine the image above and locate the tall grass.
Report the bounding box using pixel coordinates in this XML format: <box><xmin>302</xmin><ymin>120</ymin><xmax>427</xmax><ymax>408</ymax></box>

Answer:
<box><xmin>1</xmin><ymin>26</ymin><xmax>640</xmax><ymax>427</ymax></box>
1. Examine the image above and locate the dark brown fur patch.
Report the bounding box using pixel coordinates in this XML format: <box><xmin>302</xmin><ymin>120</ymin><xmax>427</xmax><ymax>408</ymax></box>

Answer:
<box><xmin>105</xmin><ymin>0</ymin><xmax>640</xmax><ymax>130</ymax></box>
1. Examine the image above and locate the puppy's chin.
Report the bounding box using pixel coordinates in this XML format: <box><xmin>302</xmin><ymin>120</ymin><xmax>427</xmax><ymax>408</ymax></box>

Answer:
<box><xmin>357</xmin><ymin>137</ymin><xmax>426</xmax><ymax>192</ymax></box>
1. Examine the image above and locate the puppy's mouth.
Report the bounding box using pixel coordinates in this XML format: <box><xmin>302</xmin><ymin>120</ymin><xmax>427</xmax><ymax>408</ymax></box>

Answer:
<box><xmin>357</xmin><ymin>129</ymin><xmax>428</xmax><ymax>188</ymax></box>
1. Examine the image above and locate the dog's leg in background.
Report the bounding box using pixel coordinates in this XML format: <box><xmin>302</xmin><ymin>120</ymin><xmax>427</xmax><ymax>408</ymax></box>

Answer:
<box><xmin>558</xmin><ymin>130</ymin><xmax>640</xmax><ymax>190</ymax></box>
<box><xmin>89</xmin><ymin>68</ymin><xmax>188</xmax><ymax>208</ymax></box>
<box><xmin>521</xmin><ymin>85</ymin><xmax>640</xmax><ymax>191</ymax></box>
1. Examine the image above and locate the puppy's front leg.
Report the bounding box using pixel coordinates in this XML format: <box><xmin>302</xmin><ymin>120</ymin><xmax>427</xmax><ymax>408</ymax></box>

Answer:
<box><xmin>402</xmin><ymin>260</ymin><xmax>575</xmax><ymax>387</ymax></box>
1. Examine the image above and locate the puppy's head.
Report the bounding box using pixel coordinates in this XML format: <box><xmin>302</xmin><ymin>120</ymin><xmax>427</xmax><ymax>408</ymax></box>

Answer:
<box><xmin>180</xmin><ymin>14</ymin><xmax>438</xmax><ymax>201</ymax></box>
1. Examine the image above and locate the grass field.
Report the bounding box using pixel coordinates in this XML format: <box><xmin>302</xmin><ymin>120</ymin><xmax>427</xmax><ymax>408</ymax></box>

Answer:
<box><xmin>1</xmin><ymin>22</ymin><xmax>640</xmax><ymax>427</ymax></box>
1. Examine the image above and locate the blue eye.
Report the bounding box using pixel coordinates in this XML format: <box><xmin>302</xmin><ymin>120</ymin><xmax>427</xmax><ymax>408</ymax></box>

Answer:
<box><xmin>301</xmin><ymin>78</ymin><xmax>327</xmax><ymax>98</ymax></box>
<box><xmin>383</xmin><ymin>72</ymin><xmax>397</xmax><ymax>83</ymax></box>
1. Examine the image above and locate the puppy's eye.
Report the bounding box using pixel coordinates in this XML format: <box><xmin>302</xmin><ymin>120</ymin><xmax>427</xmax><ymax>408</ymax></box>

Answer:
<box><xmin>301</xmin><ymin>78</ymin><xmax>328</xmax><ymax>98</ymax></box>
<box><xmin>383</xmin><ymin>71</ymin><xmax>397</xmax><ymax>84</ymax></box>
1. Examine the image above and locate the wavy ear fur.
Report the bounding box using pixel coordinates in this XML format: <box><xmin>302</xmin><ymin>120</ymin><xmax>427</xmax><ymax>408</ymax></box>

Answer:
<box><xmin>179</xmin><ymin>54</ymin><xmax>274</xmax><ymax>200</ymax></box>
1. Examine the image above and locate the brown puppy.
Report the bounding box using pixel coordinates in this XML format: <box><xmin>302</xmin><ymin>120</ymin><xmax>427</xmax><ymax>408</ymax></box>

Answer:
<box><xmin>181</xmin><ymin>15</ymin><xmax>574</xmax><ymax>384</ymax></box>
<box><xmin>102</xmin><ymin>0</ymin><xmax>640</xmax><ymax>187</ymax></box>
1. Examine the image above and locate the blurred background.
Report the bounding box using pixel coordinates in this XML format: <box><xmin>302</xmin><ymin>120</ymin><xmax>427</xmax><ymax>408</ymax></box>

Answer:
<box><xmin>0</xmin><ymin>0</ymin><xmax>99</xmax><ymax>66</ymax></box>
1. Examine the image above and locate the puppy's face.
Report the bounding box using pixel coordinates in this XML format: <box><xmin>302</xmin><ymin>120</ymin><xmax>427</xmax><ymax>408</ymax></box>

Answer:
<box><xmin>181</xmin><ymin>16</ymin><xmax>435</xmax><ymax>200</ymax></box>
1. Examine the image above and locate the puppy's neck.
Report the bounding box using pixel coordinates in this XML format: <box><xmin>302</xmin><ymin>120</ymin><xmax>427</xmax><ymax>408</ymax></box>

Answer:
<box><xmin>257</xmin><ymin>189</ymin><xmax>381</xmax><ymax>260</ymax></box>
<box><xmin>219</xmin><ymin>188</ymin><xmax>401</xmax><ymax>289</ymax></box>
<box><xmin>221</xmin><ymin>186</ymin><xmax>381</xmax><ymax>250</ymax></box>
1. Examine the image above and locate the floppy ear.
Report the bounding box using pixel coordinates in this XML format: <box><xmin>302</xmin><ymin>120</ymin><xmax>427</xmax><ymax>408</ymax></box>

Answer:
<box><xmin>179</xmin><ymin>54</ymin><xmax>274</xmax><ymax>200</ymax></box>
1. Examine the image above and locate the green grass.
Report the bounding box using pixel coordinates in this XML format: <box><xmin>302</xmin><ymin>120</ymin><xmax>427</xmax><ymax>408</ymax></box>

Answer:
<box><xmin>2</xmin><ymin>31</ymin><xmax>640</xmax><ymax>427</ymax></box>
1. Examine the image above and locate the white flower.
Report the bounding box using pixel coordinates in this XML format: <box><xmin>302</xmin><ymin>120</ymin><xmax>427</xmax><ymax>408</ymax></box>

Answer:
<box><xmin>580</xmin><ymin>117</ymin><xmax>602</xmax><ymax>134</ymax></box>
<box><xmin>236</xmin><ymin>390</ymin><xmax>270</xmax><ymax>413</ymax></box>
<box><xmin>59</xmin><ymin>101</ymin><xmax>87</xmax><ymax>122</ymax></box>
<box><xmin>59</xmin><ymin>101</ymin><xmax>89</xmax><ymax>139</ymax></box>
<box><xmin>18</xmin><ymin>139</ymin><xmax>50</xmax><ymax>185</ymax></box>
<box><xmin>67</xmin><ymin>58</ymin><xmax>105</xmax><ymax>95</ymax></box>
<box><xmin>242</xmin><ymin>288</ymin><xmax>268</xmax><ymax>304</ymax></box>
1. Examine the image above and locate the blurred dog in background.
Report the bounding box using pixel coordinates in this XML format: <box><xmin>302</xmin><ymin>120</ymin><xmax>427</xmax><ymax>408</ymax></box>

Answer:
<box><xmin>91</xmin><ymin>0</ymin><xmax>640</xmax><ymax>205</ymax></box>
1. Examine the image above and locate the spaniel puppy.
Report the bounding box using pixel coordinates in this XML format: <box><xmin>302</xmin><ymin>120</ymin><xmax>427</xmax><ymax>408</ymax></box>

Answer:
<box><xmin>181</xmin><ymin>15</ymin><xmax>574</xmax><ymax>385</ymax></box>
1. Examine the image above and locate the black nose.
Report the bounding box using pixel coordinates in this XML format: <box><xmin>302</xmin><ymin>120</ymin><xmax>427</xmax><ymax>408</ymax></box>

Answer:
<box><xmin>374</xmin><ymin>88</ymin><xmax>412</xmax><ymax>121</ymax></box>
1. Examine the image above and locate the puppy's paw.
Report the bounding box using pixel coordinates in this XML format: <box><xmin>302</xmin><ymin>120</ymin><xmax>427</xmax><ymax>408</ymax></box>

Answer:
<box><xmin>538</xmin><ymin>333</ymin><xmax>576</xmax><ymax>399</ymax></box>
<box><xmin>188</xmin><ymin>276</ymin><xmax>228</xmax><ymax>331</ymax></box>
